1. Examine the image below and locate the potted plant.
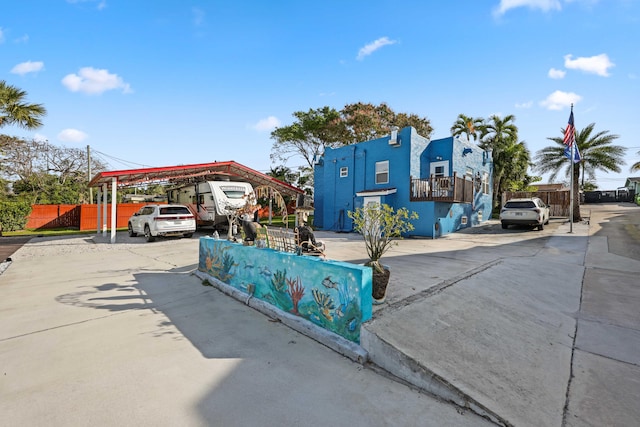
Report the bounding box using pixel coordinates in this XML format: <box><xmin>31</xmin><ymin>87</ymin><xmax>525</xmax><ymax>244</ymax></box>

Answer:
<box><xmin>348</xmin><ymin>203</ymin><xmax>418</xmax><ymax>304</ymax></box>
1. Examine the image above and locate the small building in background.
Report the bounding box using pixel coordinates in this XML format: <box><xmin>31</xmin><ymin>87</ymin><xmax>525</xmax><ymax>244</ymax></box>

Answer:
<box><xmin>313</xmin><ymin>126</ymin><xmax>493</xmax><ymax>238</ymax></box>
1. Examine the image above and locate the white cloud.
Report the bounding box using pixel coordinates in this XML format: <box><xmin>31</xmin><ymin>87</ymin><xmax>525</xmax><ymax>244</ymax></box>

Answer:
<box><xmin>14</xmin><ymin>34</ymin><xmax>29</xmax><ymax>43</ymax></box>
<box><xmin>0</xmin><ymin>27</ymin><xmax>5</xmax><ymax>43</ymax></box>
<box><xmin>253</xmin><ymin>116</ymin><xmax>281</xmax><ymax>131</ymax></box>
<box><xmin>356</xmin><ymin>37</ymin><xmax>397</xmax><ymax>61</ymax></box>
<box><xmin>58</xmin><ymin>128</ymin><xmax>88</xmax><ymax>143</ymax></box>
<box><xmin>548</xmin><ymin>68</ymin><xmax>566</xmax><ymax>79</ymax></box>
<box><xmin>515</xmin><ymin>101</ymin><xmax>533</xmax><ymax>108</ymax></box>
<box><xmin>494</xmin><ymin>0</ymin><xmax>562</xmax><ymax>16</ymax></box>
<box><xmin>539</xmin><ymin>90</ymin><xmax>582</xmax><ymax>110</ymax></box>
<box><xmin>11</xmin><ymin>61</ymin><xmax>44</xmax><ymax>75</ymax></box>
<box><xmin>62</xmin><ymin>67</ymin><xmax>132</xmax><ymax>95</ymax></box>
<box><xmin>564</xmin><ymin>53</ymin><xmax>614</xmax><ymax>76</ymax></box>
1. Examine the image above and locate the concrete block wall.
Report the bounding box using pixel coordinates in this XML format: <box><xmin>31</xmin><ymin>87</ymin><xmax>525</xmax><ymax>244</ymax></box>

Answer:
<box><xmin>198</xmin><ymin>237</ymin><xmax>372</xmax><ymax>343</ymax></box>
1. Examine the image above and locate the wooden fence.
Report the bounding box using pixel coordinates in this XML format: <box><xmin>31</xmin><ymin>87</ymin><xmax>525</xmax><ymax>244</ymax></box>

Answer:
<box><xmin>502</xmin><ymin>191</ymin><xmax>571</xmax><ymax>217</ymax></box>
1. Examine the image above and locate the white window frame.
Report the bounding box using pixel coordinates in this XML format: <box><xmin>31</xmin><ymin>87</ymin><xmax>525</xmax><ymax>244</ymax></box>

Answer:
<box><xmin>375</xmin><ymin>160</ymin><xmax>389</xmax><ymax>184</ymax></box>
<box><xmin>430</xmin><ymin>160</ymin><xmax>449</xmax><ymax>178</ymax></box>
<box><xmin>340</xmin><ymin>166</ymin><xmax>348</xmax><ymax>178</ymax></box>
<box><xmin>482</xmin><ymin>172</ymin><xmax>490</xmax><ymax>194</ymax></box>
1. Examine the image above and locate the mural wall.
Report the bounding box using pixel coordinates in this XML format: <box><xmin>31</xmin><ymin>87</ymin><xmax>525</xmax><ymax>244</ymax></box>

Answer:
<box><xmin>198</xmin><ymin>237</ymin><xmax>373</xmax><ymax>343</ymax></box>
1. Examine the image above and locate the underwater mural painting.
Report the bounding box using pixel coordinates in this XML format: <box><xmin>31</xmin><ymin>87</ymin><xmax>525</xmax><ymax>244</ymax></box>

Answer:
<box><xmin>198</xmin><ymin>237</ymin><xmax>372</xmax><ymax>343</ymax></box>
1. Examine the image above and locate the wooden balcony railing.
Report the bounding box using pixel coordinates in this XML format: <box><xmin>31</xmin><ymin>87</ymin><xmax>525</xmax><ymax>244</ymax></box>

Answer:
<box><xmin>410</xmin><ymin>173</ymin><xmax>475</xmax><ymax>203</ymax></box>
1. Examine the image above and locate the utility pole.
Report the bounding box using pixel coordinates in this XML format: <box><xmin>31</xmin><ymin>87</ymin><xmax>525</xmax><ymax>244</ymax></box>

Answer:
<box><xmin>87</xmin><ymin>145</ymin><xmax>93</xmax><ymax>203</ymax></box>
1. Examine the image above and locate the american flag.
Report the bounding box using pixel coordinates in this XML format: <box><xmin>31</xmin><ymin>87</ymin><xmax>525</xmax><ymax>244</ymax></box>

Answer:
<box><xmin>563</xmin><ymin>110</ymin><xmax>581</xmax><ymax>163</ymax></box>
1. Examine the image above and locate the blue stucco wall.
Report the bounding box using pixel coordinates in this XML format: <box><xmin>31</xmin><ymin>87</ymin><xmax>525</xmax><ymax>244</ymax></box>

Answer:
<box><xmin>314</xmin><ymin>129</ymin><xmax>493</xmax><ymax>237</ymax></box>
<box><xmin>198</xmin><ymin>237</ymin><xmax>372</xmax><ymax>343</ymax></box>
<box><xmin>315</xmin><ymin>127</ymin><xmax>413</xmax><ymax>232</ymax></box>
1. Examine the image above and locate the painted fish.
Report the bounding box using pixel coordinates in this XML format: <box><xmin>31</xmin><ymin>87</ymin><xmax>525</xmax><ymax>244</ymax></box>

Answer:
<box><xmin>321</xmin><ymin>276</ymin><xmax>338</xmax><ymax>289</ymax></box>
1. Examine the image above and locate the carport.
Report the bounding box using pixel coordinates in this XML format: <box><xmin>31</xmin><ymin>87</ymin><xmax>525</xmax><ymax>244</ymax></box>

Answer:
<box><xmin>89</xmin><ymin>161</ymin><xmax>304</xmax><ymax>243</ymax></box>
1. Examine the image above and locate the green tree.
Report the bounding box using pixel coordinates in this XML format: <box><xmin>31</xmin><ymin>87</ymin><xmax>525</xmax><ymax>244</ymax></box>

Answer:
<box><xmin>270</xmin><ymin>103</ymin><xmax>433</xmax><ymax>169</ymax></box>
<box><xmin>340</xmin><ymin>102</ymin><xmax>432</xmax><ymax>144</ymax></box>
<box><xmin>535</xmin><ymin>123</ymin><xmax>625</xmax><ymax>221</ymax></box>
<box><xmin>270</xmin><ymin>107</ymin><xmax>344</xmax><ymax>169</ymax></box>
<box><xmin>630</xmin><ymin>151</ymin><xmax>640</xmax><ymax>172</ymax></box>
<box><xmin>267</xmin><ymin>165</ymin><xmax>298</xmax><ymax>184</ymax></box>
<box><xmin>0</xmin><ymin>80</ymin><xmax>46</xmax><ymax>129</ymax></box>
<box><xmin>1</xmin><ymin>137</ymin><xmax>107</xmax><ymax>204</ymax></box>
<box><xmin>479</xmin><ymin>114</ymin><xmax>521</xmax><ymax>208</ymax></box>
<box><xmin>450</xmin><ymin>114</ymin><xmax>484</xmax><ymax>142</ymax></box>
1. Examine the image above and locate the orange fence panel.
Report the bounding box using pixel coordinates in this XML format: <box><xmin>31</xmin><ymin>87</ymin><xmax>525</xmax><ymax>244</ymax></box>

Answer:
<box><xmin>25</xmin><ymin>203</ymin><xmax>144</xmax><ymax>230</ymax></box>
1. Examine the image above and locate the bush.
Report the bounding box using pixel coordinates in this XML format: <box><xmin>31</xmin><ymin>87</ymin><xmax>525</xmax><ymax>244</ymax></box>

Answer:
<box><xmin>348</xmin><ymin>203</ymin><xmax>418</xmax><ymax>273</ymax></box>
<box><xmin>0</xmin><ymin>200</ymin><xmax>32</xmax><ymax>232</ymax></box>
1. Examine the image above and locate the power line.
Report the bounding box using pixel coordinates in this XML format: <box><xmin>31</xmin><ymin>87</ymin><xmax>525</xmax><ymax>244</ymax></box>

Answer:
<box><xmin>92</xmin><ymin>149</ymin><xmax>155</xmax><ymax>169</ymax></box>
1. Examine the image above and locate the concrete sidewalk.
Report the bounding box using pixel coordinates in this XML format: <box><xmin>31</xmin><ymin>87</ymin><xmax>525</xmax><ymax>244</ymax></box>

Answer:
<box><xmin>316</xmin><ymin>204</ymin><xmax>639</xmax><ymax>427</ymax></box>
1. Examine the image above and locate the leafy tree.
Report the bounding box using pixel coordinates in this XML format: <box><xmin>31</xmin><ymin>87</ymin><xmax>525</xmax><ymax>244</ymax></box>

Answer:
<box><xmin>270</xmin><ymin>107</ymin><xmax>344</xmax><ymax>169</ymax></box>
<box><xmin>535</xmin><ymin>123</ymin><xmax>625</xmax><ymax>221</ymax></box>
<box><xmin>0</xmin><ymin>80</ymin><xmax>46</xmax><ymax>129</ymax></box>
<box><xmin>267</xmin><ymin>165</ymin><xmax>298</xmax><ymax>184</ymax></box>
<box><xmin>340</xmin><ymin>102</ymin><xmax>432</xmax><ymax>144</ymax></box>
<box><xmin>450</xmin><ymin>114</ymin><xmax>484</xmax><ymax>142</ymax></box>
<box><xmin>270</xmin><ymin>103</ymin><xmax>433</xmax><ymax>168</ymax></box>
<box><xmin>0</xmin><ymin>137</ymin><xmax>107</xmax><ymax>203</ymax></box>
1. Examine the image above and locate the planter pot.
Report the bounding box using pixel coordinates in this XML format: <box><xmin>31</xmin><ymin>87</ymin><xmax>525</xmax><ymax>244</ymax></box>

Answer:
<box><xmin>371</xmin><ymin>265</ymin><xmax>391</xmax><ymax>305</ymax></box>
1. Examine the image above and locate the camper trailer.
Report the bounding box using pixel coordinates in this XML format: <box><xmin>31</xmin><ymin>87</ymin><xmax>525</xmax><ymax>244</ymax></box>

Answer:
<box><xmin>166</xmin><ymin>179</ymin><xmax>254</xmax><ymax>229</ymax></box>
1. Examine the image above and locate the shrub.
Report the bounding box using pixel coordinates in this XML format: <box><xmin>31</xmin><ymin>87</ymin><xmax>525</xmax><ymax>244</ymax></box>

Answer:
<box><xmin>0</xmin><ymin>199</ymin><xmax>32</xmax><ymax>232</ymax></box>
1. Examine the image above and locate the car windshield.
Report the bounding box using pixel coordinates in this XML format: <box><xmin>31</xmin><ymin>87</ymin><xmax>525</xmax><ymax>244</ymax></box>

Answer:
<box><xmin>504</xmin><ymin>201</ymin><xmax>536</xmax><ymax>209</ymax></box>
<box><xmin>159</xmin><ymin>207</ymin><xmax>191</xmax><ymax>215</ymax></box>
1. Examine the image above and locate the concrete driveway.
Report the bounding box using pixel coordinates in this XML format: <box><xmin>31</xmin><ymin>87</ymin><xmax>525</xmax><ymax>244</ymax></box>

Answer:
<box><xmin>0</xmin><ymin>231</ymin><xmax>490</xmax><ymax>427</ymax></box>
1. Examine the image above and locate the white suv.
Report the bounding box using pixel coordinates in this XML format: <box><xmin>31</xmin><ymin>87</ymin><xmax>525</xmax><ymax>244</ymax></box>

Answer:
<box><xmin>128</xmin><ymin>204</ymin><xmax>196</xmax><ymax>242</ymax></box>
<box><xmin>500</xmin><ymin>197</ymin><xmax>550</xmax><ymax>231</ymax></box>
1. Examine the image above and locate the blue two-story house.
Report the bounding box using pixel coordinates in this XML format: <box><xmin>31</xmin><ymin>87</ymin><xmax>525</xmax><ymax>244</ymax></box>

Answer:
<box><xmin>313</xmin><ymin>126</ymin><xmax>493</xmax><ymax>237</ymax></box>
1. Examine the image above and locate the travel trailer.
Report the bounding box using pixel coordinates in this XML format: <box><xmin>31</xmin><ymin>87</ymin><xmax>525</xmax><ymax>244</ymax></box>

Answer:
<box><xmin>166</xmin><ymin>179</ymin><xmax>254</xmax><ymax>229</ymax></box>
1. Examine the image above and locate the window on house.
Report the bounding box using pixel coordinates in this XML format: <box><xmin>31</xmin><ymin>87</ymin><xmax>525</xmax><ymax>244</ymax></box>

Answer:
<box><xmin>375</xmin><ymin>161</ymin><xmax>389</xmax><ymax>184</ymax></box>
<box><xmin>340</xmin><ymin>166</ymin><xmax>348</xmax><ymax>178</ymax></box>
<box><xmin>465</xmin><ymin>167</ymin><xmax>473</xmax><ymax>180</ymax></box>
<box><xmin>433</xmin><ymin>165</ymin><xmax>445</xmax><ymax>178</ymax></box>
<box><xmin>482</xmin><ymin>172</ymin><xmax>490</xmax><ymax>194</ymax></box>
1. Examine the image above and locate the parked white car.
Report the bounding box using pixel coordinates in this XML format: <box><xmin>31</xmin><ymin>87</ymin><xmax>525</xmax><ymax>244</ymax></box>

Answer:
<box><xmin>500</xmin><ymin>197</ymin><xmax>550</xmax><ymax>231</ymax></box>
<box><xmin>128</xmin><ymin>204</ymin><xmax>196</xmax><ymax>242</ymax></box>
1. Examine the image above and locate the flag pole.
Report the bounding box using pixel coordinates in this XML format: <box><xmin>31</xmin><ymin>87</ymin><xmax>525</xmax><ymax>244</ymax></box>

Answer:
<box><xmin>569</xmin><ymin>103</ymin><xmax>574</xmax><ymax>234</ymax></box>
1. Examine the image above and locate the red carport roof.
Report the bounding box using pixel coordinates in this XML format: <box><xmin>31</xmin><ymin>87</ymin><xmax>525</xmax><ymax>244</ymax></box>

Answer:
<box><xmin>89</xmin><ymin>160</ymin><xmax>304</xmax><ymax>197</ymax></box>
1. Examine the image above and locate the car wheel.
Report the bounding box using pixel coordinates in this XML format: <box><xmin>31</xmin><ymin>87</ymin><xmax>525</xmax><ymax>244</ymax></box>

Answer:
<box><xmin>501</xmin><ymin>222</ymin><xmax>508</xmax><ymax>229</ymax></box>
<box><xmin>128</xmin><ymin>223</ymin><xmax>137</xmax><ymax>237</ymax></box>
<box><xmin>538</xmin><ymin>223</ymin><xmax>544</xmax><ymax>231</ymax></box>
<box><xmin>144</xmin><ymin>225</ymin><xmax>155</xmax><ymax>242</ymax></box>
<box><xmin>184</xmin><ymin>233</ymin><xmax>193</xmax><ymax>238</ymax></box>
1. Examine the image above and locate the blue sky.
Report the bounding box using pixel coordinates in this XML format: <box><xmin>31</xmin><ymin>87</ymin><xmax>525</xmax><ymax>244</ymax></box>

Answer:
<box><xmin>2</xmin><ymin>0</ymin><xmax>639</xmax><ymax>189</ymax></box>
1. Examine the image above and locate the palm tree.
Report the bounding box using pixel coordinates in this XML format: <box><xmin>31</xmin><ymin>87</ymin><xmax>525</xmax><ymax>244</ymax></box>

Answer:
<box><xmin>479</xmin><ymin>114</ymin><xmax>519</xmax><ymax>209</ymax></box>
<box><xmin>450</xmin><ymin>114</ymin><xmax>484</xmax><ymax>142</ymax></box>
<box><xmin>631</xmin><ymin>151</ymin><xmax>640</xmax><ymax>172</ymax></box>
<box><xmin>0</xmin><ymin>80</ymin><xmax>47</xmax><ymax>129</ymax></box>
<box><xmin>535</xmin><ymin>123</ymin><xmax>625</xmax><ymax>221</ymax></box>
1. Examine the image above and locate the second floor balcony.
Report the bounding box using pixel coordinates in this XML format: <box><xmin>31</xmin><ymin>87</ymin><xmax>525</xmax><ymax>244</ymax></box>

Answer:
<box><xmin>410</xmin><ymin>173</ymin><xmax>476</xmax><ymax>203</ymax></box>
